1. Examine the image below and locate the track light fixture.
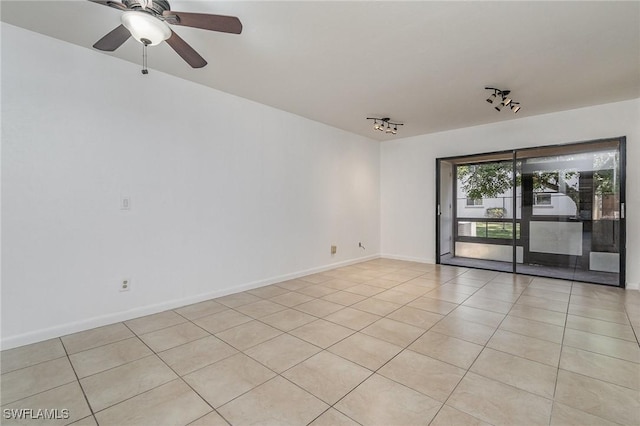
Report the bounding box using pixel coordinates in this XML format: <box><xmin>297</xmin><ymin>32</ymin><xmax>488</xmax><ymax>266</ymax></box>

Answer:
<box><xmin>366</xmin><ymin>117</ymin><xmax>403</xmax><ymax>135</ymax></box>
<box><xmin>485</xmin><ymin>87</ymin><xmax>521</xmax><ymax>114</ymax></box>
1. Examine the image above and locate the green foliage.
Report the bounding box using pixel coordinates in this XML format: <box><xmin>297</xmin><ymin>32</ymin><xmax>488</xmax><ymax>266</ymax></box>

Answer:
<box><xmin>457</xmin><ymin>162</ymin><xmax>582</xmax><ymax>202</ymax></box>
<box><xmin>457</xmin><ymin>162</ymin><xmax>515</xmax><ymax>199</ymax></box>
<box><xmin>594</xmin><ymin>170</ymin><xmax>615</xmax><ymax>194</ymax></box>
<box><xmin>593</xmin><ymin>152</ymin><xmax>619</xmax><ymax>195</ymax></box>
<box><xmin>475</xmin><ymin>222</ymin><xmax>520</xmax><ymax>239</ymax></box>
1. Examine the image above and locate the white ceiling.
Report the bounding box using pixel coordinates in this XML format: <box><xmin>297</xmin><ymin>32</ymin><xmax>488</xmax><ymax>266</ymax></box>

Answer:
<box><xmin>2</xmin><ymin>1</ymin><xmax>639</xmax><ymax>140</ymax></box>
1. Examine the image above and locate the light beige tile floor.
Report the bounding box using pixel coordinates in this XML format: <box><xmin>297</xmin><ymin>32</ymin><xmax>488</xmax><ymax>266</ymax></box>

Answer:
<box><xmin>2</xmin><ymin>258</ymin><xmax>639</xmax><ymax>425</ymax></box>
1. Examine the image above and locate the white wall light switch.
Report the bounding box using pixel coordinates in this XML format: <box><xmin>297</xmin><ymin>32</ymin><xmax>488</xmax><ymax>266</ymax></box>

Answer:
<box><xmin>121</xmin><ymin>196</ymin><xmax>131</xmax><ymax>210</ymax></box>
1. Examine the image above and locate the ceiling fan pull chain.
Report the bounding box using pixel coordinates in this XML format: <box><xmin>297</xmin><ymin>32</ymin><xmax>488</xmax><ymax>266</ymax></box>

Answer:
<box><xmin>142</xmin><ymin>42</ymin><xmax>149</xmax><ymax>75</ymax></box>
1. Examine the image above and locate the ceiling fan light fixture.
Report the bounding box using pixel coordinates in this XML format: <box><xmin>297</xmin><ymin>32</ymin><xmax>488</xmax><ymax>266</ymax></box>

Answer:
<box><xmin>486</xmin><ymin>93</ymin><xmax>496</xmax><ymax>104</ymax></box>
<box><xmin>121</xmin><ymin>11</ymin><xmax>171</xmax><ymax>46</ymax></box>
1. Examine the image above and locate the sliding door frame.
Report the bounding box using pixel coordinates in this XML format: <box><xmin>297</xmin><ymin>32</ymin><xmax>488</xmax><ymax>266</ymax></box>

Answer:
<box><xmin>436</xmin><ymin>137</ymin><xmax>626</xmax><ymax>288</ymax></box>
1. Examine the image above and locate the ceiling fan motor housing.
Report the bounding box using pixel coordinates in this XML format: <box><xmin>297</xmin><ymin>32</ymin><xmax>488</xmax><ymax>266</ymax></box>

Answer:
<box><xmin>123</xmin><ymin>0</ymin><xmax>170</xmax><ymax>16</ymax></box>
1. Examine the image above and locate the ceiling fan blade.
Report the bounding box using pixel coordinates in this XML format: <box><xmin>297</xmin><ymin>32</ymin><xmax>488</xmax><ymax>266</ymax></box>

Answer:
<box><xmin>88</xmin><ymin>0</ymin><xmax>128</xmax><ymax>11</ymax></box>
<box><xmin>162</xmin><ymin>11</ymin><xmax>242</xmax><ymax>34</ymax></box>
<box><xmin>93</xmin><ymin>25</ymin><xmax>131</xmax><ymax>51</ymax></box>
<box><xmin>166</xmin><ymin>30</ymin><xmax>207</xmax><ymax>68</ymax></box>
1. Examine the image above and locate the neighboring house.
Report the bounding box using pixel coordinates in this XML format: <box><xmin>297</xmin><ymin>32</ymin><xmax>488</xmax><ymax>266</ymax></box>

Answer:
<box><xmin>456</xmin><ymin>182</ymin><xmax>578</xmax><ymax>219</ymax></box>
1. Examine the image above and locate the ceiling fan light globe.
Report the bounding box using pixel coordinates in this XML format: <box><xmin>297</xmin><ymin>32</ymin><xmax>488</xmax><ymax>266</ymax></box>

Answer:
<box><xmin>121</xmin><ymin>11</ymin><xmax>171</xmax><ymax>46</ymax></box>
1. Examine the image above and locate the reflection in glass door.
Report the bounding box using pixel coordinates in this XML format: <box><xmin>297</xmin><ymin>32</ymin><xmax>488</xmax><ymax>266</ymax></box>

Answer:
<box><xmin>437</xmin><ymin>138</ymin><xmax>625</xmax><ymax>287</ymax></box>
<box><xmin>516</xmin><ymin>142</ymin><xmax>623</xmax><ymax>285</ymax></box>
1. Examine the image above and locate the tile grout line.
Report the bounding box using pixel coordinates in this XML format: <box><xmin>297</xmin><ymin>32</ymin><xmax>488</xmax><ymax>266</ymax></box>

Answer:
<box><xmin>58</xmin><ymin>336</ymin><xmax>99</xmax><ymax>426</ymax></box>
<box><xmin>558</xmin><ymin>285</ymin><xmax>640</xmax><ymax>393</ymax></box>
<box><xmin>170</xmin><ymin>284</ymin><xmax>363</xmax><ymax>422</ymax></box>
<box><xmin>120</xmin><ymin>321</ymin><xmax>234</xmax><ymax>426</ymax></box>
<box><xmin>621</xmin><ymin>300</ymin><xmax>640</xmax><ymax>344</ymax></box>
<box><xmin>62</xmin><ymin>332</ymin><xmax>134</xmax><ymax>359</ymax></box>
<box><xmin>320</xmin><ymin>271</ymin><xmax>489</xmax><ymax>425</ymax></box>
<box><xmin>0</xmin><ymin>353</ymin><xmax>69</xmax><ymax>376</ymax></box>
<box><xmin>217</xmin><ymin>266</ymin><xmax>461</xmax><ymax>425</ymax></box>
<box><xmin>425</xmin><ymin>276</ymin><xmax>536</xmax><ymax>425</ymax></box>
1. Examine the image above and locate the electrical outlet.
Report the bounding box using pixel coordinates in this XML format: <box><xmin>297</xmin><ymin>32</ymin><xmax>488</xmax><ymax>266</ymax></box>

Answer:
<box><xmin>120</xmin><ymin>279</ymin><xmax>131</xmax><ymax>292</ymax></box>
<box><xmin>331</xmin><ymin>245</ymin><xmax>337</xmax><ymax>255</ymax></box>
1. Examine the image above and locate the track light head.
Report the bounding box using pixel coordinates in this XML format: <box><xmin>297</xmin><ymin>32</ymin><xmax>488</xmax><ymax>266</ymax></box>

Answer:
<box><xmin>485</xmin><ymin>87</ymin><xmax>521</xmax><ymax>113</ymax></box>
<box><xmin>366</xmin><ymin>117</ymin><xmax>403</xmax><ymax>135</ymax></box>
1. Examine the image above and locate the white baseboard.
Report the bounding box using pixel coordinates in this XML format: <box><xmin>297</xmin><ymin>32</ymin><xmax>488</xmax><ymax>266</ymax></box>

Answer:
<box><xmin>379</xmin><ymin>253</ymin><xmax>435</xmax><ymax>265</ymax></box>
<box><xmin>1</xmin><ymin>254</ymin><xmax>381</xmax><ymax>350</ymax></box>
<box><xmin>6</xmin><ymin>252</ymin><xmax>633</xmax><ymax>350</ymax></box>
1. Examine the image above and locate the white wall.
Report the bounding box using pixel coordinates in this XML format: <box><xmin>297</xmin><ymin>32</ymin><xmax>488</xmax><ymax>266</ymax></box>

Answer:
<box><xmin>1</xmin><ymin>24</ymin><xmax>380</xmax><ymax>349</ymax></box>
<box><xmin>381</xmin><ymin>98</ymin><xmax>640</xmax><ymax>289</ymax></box>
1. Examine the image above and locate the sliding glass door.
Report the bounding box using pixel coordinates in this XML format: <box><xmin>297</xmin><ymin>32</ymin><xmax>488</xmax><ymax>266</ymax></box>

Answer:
<box><xmin>437</xmin><ymin>138</ymin><xmax>625</xmax><ymax>287</ymax></box>
<box><xmin>515</xmin><ymin>141</ymin><xmax>624</xmax><ymax>284</ymax></box>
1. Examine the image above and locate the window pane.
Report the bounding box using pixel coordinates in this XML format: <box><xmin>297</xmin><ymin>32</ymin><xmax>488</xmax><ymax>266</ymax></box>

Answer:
<box><xmin>534</xmin><ymin>193</ymin><xmax>552</xmax><ymax>205</ymax></box>
<box><xmin>458</xmin><ymin>221</ymin><xmax>481</xmax><ymax>237</ymax></box>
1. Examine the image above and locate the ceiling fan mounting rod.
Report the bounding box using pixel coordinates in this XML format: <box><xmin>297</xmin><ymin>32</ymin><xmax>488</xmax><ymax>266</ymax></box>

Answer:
<box><xmin>141</xmin><ymin>42</ymin><xmax>149</xmax><ymax>74</ymax></box>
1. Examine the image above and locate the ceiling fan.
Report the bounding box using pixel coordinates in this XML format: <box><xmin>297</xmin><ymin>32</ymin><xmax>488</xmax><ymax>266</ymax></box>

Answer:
<box><xmin>89</xmin><ymin>0</ymin><xmax>242</xmax><ymax>69</ymax></box>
